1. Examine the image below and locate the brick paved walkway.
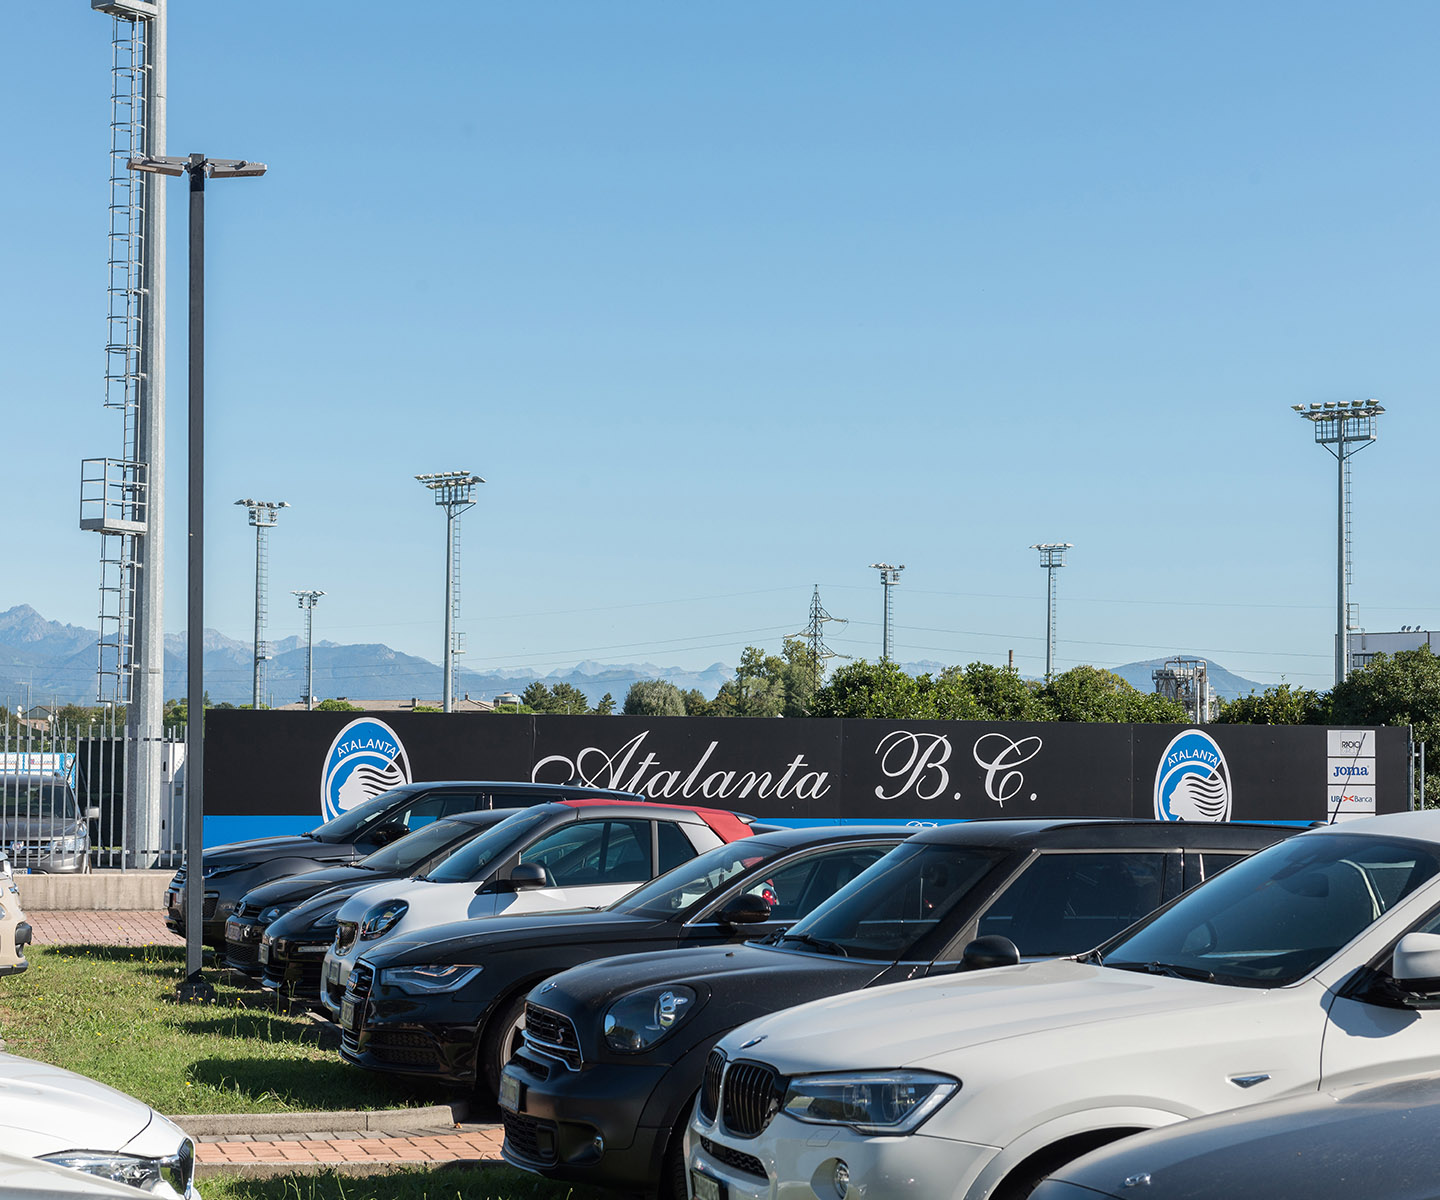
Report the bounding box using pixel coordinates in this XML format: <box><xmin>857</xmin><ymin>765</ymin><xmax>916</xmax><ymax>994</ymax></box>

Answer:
<box><xmin>195</xmin><ymin>1125</ymin><xmax>505</xmax><ymax>1168</ymax></box>
<box><xmin>28</xmin><ymin>909</ymin><xmax>181</xmax><ymax>947</ymax></box>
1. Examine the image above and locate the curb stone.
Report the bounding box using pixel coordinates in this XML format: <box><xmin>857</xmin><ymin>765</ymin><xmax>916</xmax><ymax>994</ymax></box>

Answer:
<box><xmin>172</xmin><ymin>1101</ymin><xmax>471</xmax><ymax>1138</ymax></box>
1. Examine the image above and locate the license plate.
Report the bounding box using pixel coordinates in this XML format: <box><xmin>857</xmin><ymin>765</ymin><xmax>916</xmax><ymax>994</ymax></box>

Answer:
<box><xmin>259</xmin><ymin>942</ymin><xmax>270</xmax><ymax>965</ymax></box>
<box><xmin>497</xmin><ymin>1071</ymin><xmax>522</xmax><ymax>1113</ymax></box>
<box><xmin>341</xmin><ymin>997</ymin><xmax>357</xmax><ymax>1029</ymax></box>
<box><xmin>165</xmin><ymin>891</ymin><xmax>176</xmax><ymax>909</ymax></box>
<box><xmin>691</xmin><ymin>1169</ymin><xmax>726</xmax><ymax>1200</ymax></box>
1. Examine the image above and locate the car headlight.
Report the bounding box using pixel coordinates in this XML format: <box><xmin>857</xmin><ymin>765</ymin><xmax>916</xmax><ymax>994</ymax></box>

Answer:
<box><xmin>359</xmin><ymin>900</ymin><xmax>409</xmax><ymax>940</ymax></box>
<box><xmin>380</xmin><ymin>964</ymin><xmax>483</xmax><ymax>994</ymax></box>
<box><xmin>60</xmin><ymin>835</ymin><xmax>82</xmax><ymax>853</ymax></box>
<box><xmin>203</xmin><ymin>861</ymin><xmax>258</xmax><ymax>879</ymax></box>
<box><xmin>603</xmin><ymin>985</ymin><xmax>698</xmax><ymax>1052</ymax></box>
<box><xmin>41</xmin><ymin>1142</ymin><xmax>195</xmax><ymax>1196</ymax></box>
<box><xmin>782</xmin><ymin>1071</ymin><xmax>959</xmax><ymax>1134</ymax></box>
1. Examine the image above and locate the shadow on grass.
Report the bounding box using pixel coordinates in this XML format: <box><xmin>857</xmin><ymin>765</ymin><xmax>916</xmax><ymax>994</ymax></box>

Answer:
<box><xmin>206</xmin><ymin>1164</ymin><xmax>616</xmax><ymax>1200</ymax></box>
<box><xmin>176</xmin><ymin>1010</ymin><xmax>342</xmax><ymax>1049</ymax></box>
<box><xmin>188</xmin><ymin>1056</ymin><xmax>447</xmax><ymax>1111</ymax></box>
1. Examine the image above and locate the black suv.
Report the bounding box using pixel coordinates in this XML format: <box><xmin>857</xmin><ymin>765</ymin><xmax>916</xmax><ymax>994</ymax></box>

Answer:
<box><xmin>339</xmin><ymin>826</ymin><xmax>910</xmax><ymax>1094</ymax></box>
<box><xmin>165</xmin><ymin>780</ymin><xmax>643</xmax><ymax>947</ymax></box>
<box><xmin>500</xmin><ymin>818</ymin><xmax>1297</xmax><ymax>1198</ymax></box>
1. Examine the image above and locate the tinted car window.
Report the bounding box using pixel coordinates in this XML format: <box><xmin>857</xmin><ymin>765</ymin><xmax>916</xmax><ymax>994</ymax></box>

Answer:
<box><xmin>436</xmin><ymin>793</ymin><xmax>484</xmax><ymax>817</ymax></box>
<box><xmin>354</xmin><ymin>817</ymin><xmax>491</xmax><ymax>874</ymax></box>
<box><xmin>779</xmin><ymin>842</ymin><xmax>1002</xmax><ymax>960</ymax></box>
<box><xmin>657</xmin><ymin>822</ymin><xmax>696</xmax><ymax>875</ymax></box>
<box><xmin>314</xmin><ymin>786</ymin><xmax>417</xmax><ymax>842</ymax></box>
<box><xmin>1105</xmin><ymin>833</ymin><xmax>1440</xmax><ymax>987</ymax></box>
<box><xmin>739</xmin><ymin>845</ymin><xmax>893</xmax><ymax>923</ymax></box>
<box><xmin>621</xmin><ymin>840</ymin><xmax>781</xmax><ymax>919</ymax></box>
<box><xmin>521</xmin><ymin>820</ymin><xmax>651</xmax><ymax>886</ymax></box>
<box><xmin>977</xmin><ymin>852</ymin><xmax>1166</xmax><ymax>956</ymax></box>
<box><xmin>1182</xmin><ymin>851</ymin><xmax>1246</xmax><ymax>891</ymax></box>
<box><xmin>425</xmin><ymin>809</ymin><xmax>553</xmax><ymax>883</ymax></box>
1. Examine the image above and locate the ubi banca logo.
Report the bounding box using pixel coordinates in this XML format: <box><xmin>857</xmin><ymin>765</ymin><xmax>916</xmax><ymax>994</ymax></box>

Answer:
<box><xmin>1154</xmin><ymin>729</ymin><xmax>1232</xmax><ymax>822</ymax></box>
<box><xmin>320</xmin><ymin>717</ymin><xmax>412</xmax><ymax>821</ymax></box>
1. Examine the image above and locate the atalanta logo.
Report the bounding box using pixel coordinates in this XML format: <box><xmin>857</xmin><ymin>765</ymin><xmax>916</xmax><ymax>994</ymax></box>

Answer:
<box><xmin>1154</xmin><ymin>729</ymin><xmax>1232</xmax><ymax>822</ymax></box>
<box><xmin>320</xmin><ymin>717</ymin><xmax>412</xmax><ymax>821</ymax></box>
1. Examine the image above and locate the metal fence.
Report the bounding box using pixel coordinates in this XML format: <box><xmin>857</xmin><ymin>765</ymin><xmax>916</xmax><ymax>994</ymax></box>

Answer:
<box><xmin>0</xmin><ymin>716</ymin><xmax>185</xmax><ymax>871</ymax></box>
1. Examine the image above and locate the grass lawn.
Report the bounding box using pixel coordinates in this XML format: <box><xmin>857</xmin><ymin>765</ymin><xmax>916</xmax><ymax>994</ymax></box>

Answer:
<box><xmin>204</xmin><ymin>1167</ymin><xmax>614</xmax><ymax>1200</ymax></box>
<box><xmin>0</xmin><ymin>944</ymin><xmax>446</xmax><ymax>1115</ymax></box>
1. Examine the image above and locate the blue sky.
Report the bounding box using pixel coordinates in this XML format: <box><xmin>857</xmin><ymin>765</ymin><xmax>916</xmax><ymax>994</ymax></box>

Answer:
<box><xmin>4</xmin><ymin>2</ymin><xmax>1438</xmax><ymax>694</ymax></box>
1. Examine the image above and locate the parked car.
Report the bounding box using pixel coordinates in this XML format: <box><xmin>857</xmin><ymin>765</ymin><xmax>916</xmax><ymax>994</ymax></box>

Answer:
<box><xmin>0</xmin><ymin>850</ymin><xmax>31</xmax><ymax>976</ymax></box>
<box><xmin>1032</xmin><ymin>1071</ymin><xmax>1440</xmax><ymax>1200</ymax></box>
<box><xmin>165</xmin><ymin>779</ymin><xmax>645</xmax><ymax>947</ymax></box>
<box><xmin>0</xmin><ymin>1049</ymin><xmax>196</xmax><ymax>1197</ymax></box>
<box><xmin>503</xmin><ymin>817</ymin><xmax>1294</xmax><ymax>1197</ymax></box>
<box><xmin>223</xmin><ymin>807</ymin><xmax>522</xmax><ymax>986</ymax></box>
<box><xmin>686</xmin><ymin>811</ymin><xmax>1440</xmax><ymax>1200</ymax></box>
<box><xmin>0</xmin><ymin>770</ymin><xmax>98</xmax><ymax>874</ymax></box>
<box><xmin>340</xmin><ymin>825</ymin><xmax>910</xmax><ymax>1094</ymax></box>
<box><xmin>322</xmin><ymin>799</ymin><xmax>756</xmax><ymax>1017</ymax></box>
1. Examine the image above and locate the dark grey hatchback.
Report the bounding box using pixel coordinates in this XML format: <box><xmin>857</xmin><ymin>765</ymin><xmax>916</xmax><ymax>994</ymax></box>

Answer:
<box><xmin>502</xmin><ymin>818</ymin><xmax>1299</xmax><ymax>1199</ymax></box>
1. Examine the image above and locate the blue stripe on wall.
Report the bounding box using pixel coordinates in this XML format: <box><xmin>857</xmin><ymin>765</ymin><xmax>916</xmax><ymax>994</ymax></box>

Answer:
<box><xmin>203</xmin><ymin>814</ymin><xmax>317</xmax><ymax>848</ymax></box>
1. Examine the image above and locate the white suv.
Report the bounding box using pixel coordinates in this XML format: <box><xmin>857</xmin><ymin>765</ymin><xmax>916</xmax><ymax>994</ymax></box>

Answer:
<box><xmin>690</xmin><ymin>811</ymin><xmax>1440</xmax><ymax>1200</ymax></box>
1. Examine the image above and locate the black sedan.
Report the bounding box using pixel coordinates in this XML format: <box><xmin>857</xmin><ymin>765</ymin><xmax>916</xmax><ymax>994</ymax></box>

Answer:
<box><xmin>165</xmin><ymin>780</ymin><xmax>642</xmax><ymax>947</ymax></box>
<box><xmin>223</xmin><ymin>807</ymin><xmax>522</xmax><ymax>993</ymax></box>
<box><xmin>338</xmin><ymin>826</ymin><xmax>910</xmax><ymax>1095</ymax></box>
<box><xmin>500</xmin><ymin>817</ymin><xmax>1298</xmax><ymax>1199</ymax></box>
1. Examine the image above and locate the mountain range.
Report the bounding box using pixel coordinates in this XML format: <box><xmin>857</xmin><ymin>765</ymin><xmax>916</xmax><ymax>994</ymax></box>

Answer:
<box><xmin>0</xmin><ymin>604</ymin><xmax>1265</xmax><ymax>709</ymax></box>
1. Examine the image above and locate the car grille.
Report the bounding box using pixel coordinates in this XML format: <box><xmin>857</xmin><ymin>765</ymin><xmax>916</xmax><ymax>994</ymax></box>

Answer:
<box><xmin>232</xmin><ymin>899</ymin><xmax>249</xmax><ymax>919</ymax></box>
<box><xmin>701</xmin><ymin>1136</ymin><xmax>767</xmax><ymax>1180</ymax></box>
<box><xmin>339</xmin><ymin>963</ymin><xmax>374</xmax><ymax>1056</ymax></box>
<box><xmin>502</xmin><ymin>1109</ymin><xmax>557</xmax><ymax>1165</ymax></box>
<box><xmin>721</xmin><ymin>1060</ymin><xmax>785</xmax><ymax>1138</ymax></box>
<box><xmin>225</xmin><ymin>941</ymin><xmax>260</xmax><ymax>969</ymax></box>
<box><xmin>169</xmin><ymin>868</ymin><xmax>185</xmax><ymax>889</ymax></box>
<box><xmin>699</xmin><ymin>1048</ymin><xmax>725</xmax><ymax>1122</ymax></box>
<box><xmin>522</xmin><ymin>1003</ymin><xmax>582</xmax><ymax>1070</ymax></box>
<box><xmin>366</xmin><ymin>1030</ymin><xmax>442</xmax><ymax>1067</ymax></box>
<box><xmin>202</xmin><ymin>893</ymin><xmax>219</xmax><ymax>921</ymax></box>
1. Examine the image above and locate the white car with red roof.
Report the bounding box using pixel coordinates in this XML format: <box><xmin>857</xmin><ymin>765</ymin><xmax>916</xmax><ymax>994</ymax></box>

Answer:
<box><xmin>321</xmin><ymin>798</ymin><xmax>752</xmax><ymax>1015</ymax></box>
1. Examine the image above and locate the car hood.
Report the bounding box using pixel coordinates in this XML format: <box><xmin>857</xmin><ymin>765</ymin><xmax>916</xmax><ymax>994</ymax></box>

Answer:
<box><xmin>241</xmin><ymin>865</ymin><xmax>392</xmax><ymax>909</ymax></box>
<box><xmin>543</xmin><ymin>940</ymin><xmax>887</xmax><ymax>1014</ymax></box>
<box><xmin>203</xmin><ymin>834</ymin><xmax>349</xmax><ymax>866</ymax></box>
<box><xmin>718</xmin><ymin>958</ymin><xmax>1258</xmax><ymax>1074</ymax></box>
<box><xmin>0</xmin><ymin>1051</ymin><xmax>171</xmax><ymax>1158</ymax></box>
<box><xmin>370</xmin><ymin>909</ymin><xmax>669</xmax><ymax>968</ymax></box>
<box><xmin>267</xmin><ymin>880</ymin><xmax>387</xmax><ymax>938</ymax></box>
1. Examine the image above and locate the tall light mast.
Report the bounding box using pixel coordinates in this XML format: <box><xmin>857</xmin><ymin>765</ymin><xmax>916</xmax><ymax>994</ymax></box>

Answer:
<box><xmin>293</xmin><ymin>590</ymin><xmax>324</xmax><ymax>711</ymax></box>
<box><xmin>868</xmin><ymin>563</ymin><xmax>905</xmax><ymax>662</ymax></box>
<box><xmin>416</xmin><ymin>472</ymin><xmax>484</xmax><ymax>711</ymax></box>
<box><xmin>235</xmin><ymin>500</ymin><xmax>287</xmax><ymax>708</ymax></box>
<box><xmin>1292</xmin><ymin>401</ymin><xmax>1384</xmax><ymax>685</ymax></box>
<box><xmin>1031</xmin><ymin>542</ymin><xmax>1072</xmax><ymax>681</ymax></box>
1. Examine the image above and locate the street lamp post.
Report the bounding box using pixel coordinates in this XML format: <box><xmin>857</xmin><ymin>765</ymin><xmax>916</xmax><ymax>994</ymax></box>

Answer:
<box><xmin>128</xmin><ymin>151</ymin><xmax>266</xmax><ymax>997</ymax></box>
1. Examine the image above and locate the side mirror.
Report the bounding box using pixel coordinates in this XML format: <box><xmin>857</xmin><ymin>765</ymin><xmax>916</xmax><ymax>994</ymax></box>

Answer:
<box><xmin>718</xmin><ymin>893</ymin><xmax>771</xmax><ymax>926</ymax></box>
<box><xmin>1393</xmin><ymin>932</ymin><xmax>1440</xmax><ymax>994</ymax></box>
<box><xmin>960</xmin><ymin>935</ymin><xmax>1021</xmax><ymax>971</ymax></box>
<box><xmin>85</xmin><ymin>807</ymin><xmax>101</xmax><ymax>821</ymax></box>
<box><xmin>505</xmin><ymin>862</ymin><xmax>549</xmax><ymax>892</ymax></box>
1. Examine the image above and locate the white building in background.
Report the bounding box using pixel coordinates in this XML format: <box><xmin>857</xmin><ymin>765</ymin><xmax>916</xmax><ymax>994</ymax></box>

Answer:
<box><xmin>1349</xmin><ymin>628</ymin><xmax>1439</xmax><ymax>670</ymax></box>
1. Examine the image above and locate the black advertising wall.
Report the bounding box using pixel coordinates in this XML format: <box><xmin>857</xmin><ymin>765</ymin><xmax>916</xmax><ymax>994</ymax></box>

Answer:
<box><xmin>205</xmin><ymin>711</ymin><xmax>1411</xmax><ymax>837</ymax></box>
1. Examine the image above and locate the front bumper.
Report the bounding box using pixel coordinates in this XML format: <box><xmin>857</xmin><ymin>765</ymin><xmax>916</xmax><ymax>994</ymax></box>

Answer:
<box><xmin>500</xmin><ymin>1045</ymin><xmax>679</xmax><ymax>1192</ymax></box>
<box><xmin>687</xmin><ymin>1111</ymin><xmax>997</xmax><ymax>1200</ymax></box>
<box><xmin>335</xmin><ymin>967</ymin><xmax>485</xmax><ymax>1083</ymax></box>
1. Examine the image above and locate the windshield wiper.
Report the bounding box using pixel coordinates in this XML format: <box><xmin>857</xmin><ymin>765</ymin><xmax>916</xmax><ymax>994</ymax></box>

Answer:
<box><xmin>1074</xmin><ymin>949</ymin><xmax>1104</xmax><ymax>965</ymax></box>
<box><xmin>780</xmin><ymin>932</ymin><xmax>849</xmax><ymax>957</ymax></box>
<box><xmin>1107</xmin><ymin>960</ymin><xmax>1215</xmax><ymax>983</ymax></box>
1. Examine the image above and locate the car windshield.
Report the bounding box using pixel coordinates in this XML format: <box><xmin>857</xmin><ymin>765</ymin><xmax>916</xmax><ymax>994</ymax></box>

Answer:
<box><xmin>355</xmin><ymin>817</ymin><xmax>490</xmax><ymax>873</ymax></box>
<box><xmin>311</xmin><ymin>786</ymin><xmax>419</xmax><ymax>843</ymax></box>
<box><xmin>1100</xmin><ymin>832</ymin><xmax>1440</xmax><ymax>987</ymax></box>
<box><xmin>424</xmin><ymin>809</ymin><xmax>555</xmax><ymax>883</ymax></box>
<box><xmin>616</xmin><ymin>839</ymin><xmax>783</xmax><ymax>919</ymax></box>
<box><xmin>774</xmin><ymin>841</ymin><xmax>1002</xmax><ymax>961</ymax></box>
<box><xmin>0</xmin><ymin>778</ymin><xmax>81</xmax><ymax>822</ymax></box>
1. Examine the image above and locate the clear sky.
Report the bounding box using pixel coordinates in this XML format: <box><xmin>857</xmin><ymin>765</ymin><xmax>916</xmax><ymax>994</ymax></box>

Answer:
<box><xmin>4</xmin><ymin>2</ymin><xmax>1438</xmax><ymax>694</ymax></box>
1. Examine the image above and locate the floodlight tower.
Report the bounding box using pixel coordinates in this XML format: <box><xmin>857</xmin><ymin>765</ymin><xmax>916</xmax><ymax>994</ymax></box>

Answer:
<box><xmin>293</xmin><ymin>590</ymin><xmax>324</xmax><ymax>711</ymax></box>
<box><xmin>1031</xmin><ymin>543</ymin><xmax>1072</xmax><ymax>681</ymax></box>
<box><xmin>416</xmin><ymin>471</ymin><xmax>485</xmax><ymax>712</ymax></box>
<box><xmin>235</xmin><ymin>499</ymin><xmax>288</xmax><ymax>709</ymax></box>
<box><xmin>1292</xmin><ymin>401</ymin><xmax>1384</xmax><ymax>685</ymax></box>
<box><xmin>868</xmin><ymin>563</ymin><xmax>905</xmax><ymax>662</ymax></box>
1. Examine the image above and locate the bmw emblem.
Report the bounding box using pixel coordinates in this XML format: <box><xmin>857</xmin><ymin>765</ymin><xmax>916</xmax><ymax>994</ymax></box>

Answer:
<box><xmin>740</xmin><ymin>1034</ymin><xmax>767</xmax><ymax>1049</ymax></box>
<box><xmin>540</xmin><ymin>981</ymin><xmax>557</xmax><ymax>992</ymax></box>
